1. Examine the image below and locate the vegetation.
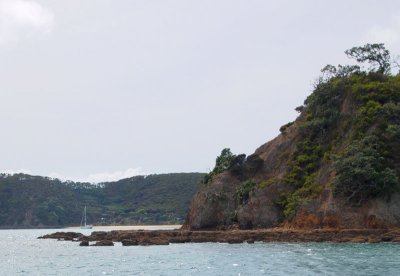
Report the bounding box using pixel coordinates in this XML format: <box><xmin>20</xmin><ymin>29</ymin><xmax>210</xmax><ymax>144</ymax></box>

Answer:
<box><xmin>236</xmin><ymin>180</ymin><xmax>256</xmax><ymax>204</ymax></box>
<box><xmin>281</xmin><ymin>173</ymin><xmax>322</xmax><ymax>219</ymax></box>
<box><xmin>203</xmin><ymin>148</ymin><xmax>245</xmax><ymax>184</ymax></box>
<box><xmin>0</xmin><ymin>172</ymin><xmax>204</xmax><ymax>227</ymax></box>
<box><xmin>334</xmin><ymin>136</ymin><xmax>399</xmax><ymax>205</ymax></box>
<box><xmin>277</xmin><ymin>43</ymin><xmax>400</xmax><ymax>217</ymax></box>
<box><xmin>279</xmin><ymin>121</ymin><xmax>294</xmax><ymax>133</ymax></box>
<box><xmin>257</xmin><ymin>178</ymin><xmax>276</xmax><ymax>189</ymax></box>
<box><xmin>345</xmin><ymin>43</ymin><xmax>391</xmax><ymax>74</ymax></box>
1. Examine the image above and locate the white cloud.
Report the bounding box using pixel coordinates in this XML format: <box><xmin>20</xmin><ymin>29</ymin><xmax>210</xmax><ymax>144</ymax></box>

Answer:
<box><xmin>2</xmin><ymin>167</ymin><xmax>146</xmax><ymax>183</ymax></box>
<box><xmin>0</xmin><ymin>0</ymin><xmax>54</xmax><ymax>45</ymax></box>
<box><xmin>48</xmin><ymin>167</ymin><xmax>146</xmax><ymax>183</ymax></box>
<box><xmin>47</xmin><ymin>172</ymin><xmax>70</xmax><ymax>181</ymax></box>
<box><xmin>365</xmin><ymin>16</ymin><xmax>400</xmax><ymax>52</ymax></box>
<box><xmin>0</xmin><ymin>168</ymin><xmax>32</xmax><ymax>175</ymax></box>
<box><xmin>84</xmin><ymin>168</ymin><xmax>146</xmax><ymax>183</ymax></box>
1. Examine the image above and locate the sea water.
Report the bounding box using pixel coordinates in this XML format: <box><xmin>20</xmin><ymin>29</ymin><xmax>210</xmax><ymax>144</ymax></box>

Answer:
<box><xmin>1</xmin><ymin>227</ymin><xmax>400</xmax><ymax>276</ymax></box>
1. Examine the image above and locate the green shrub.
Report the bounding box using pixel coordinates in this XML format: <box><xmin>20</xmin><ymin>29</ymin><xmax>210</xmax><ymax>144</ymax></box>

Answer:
<box><xmin>281</xmin><ymin>173</ymin><xmax>322</xmax><ymax>219</ymax></box>
<box><xmin>203</xmin><ymin>148</ymin><xmax>246</xmax><ymax>184</ymax></box>
<box><xmin>279</xmin><ymin>121</ymin><xmax>294</xmax><ymax>133</ymax></box>
<box><xmin>258</xmin><ymin>179</ymin><xmax>276</xmax><ymax>189</ymax></box>
<box><xmin>236</xmin><ymin>181</ymin><xmax>257</xmax><ymax>204</ymax></box>
<box><xmin>334</xmin><ymin>136</ymin><xmax>399</xmax><ymax>205</ymax></box>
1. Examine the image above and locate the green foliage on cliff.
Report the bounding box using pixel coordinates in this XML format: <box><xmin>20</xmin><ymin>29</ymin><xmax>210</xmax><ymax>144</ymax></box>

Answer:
<box><xmin>282</xmin><ymin>173</ymin><xmax>322</xmax><ymax>219</ymax></box>
<box><xmin>333</xmin><ymin>73</ymin><xmax>400</xmax><ymax>204</ymax></box>
<box><xmin>0</xmin><ymin>173</ymin><xmax>204</xmax><ymax>228</ymax></box>
<box><xmin>279</xmin><ymin>121</ymin><xmax>294</xmax><ymax>133</ymax></box>
<box><xmin>203</xmin><ymin>148</ymin><xmax>245</xmax><ymax>184</ymax></box>
<box><xmin>278</xmin><ymin>43</ymin><xmax>400</xmax><ymax>217</ymax></box>
<box><xmin>334</xmin><ymin>136</ymin><xmax>399</xmax><ymax>205</ymax></box>
<box><xmin>236</xmin><ymin>180</ymin><xmax>256</xmax><ymax>204</ymax></box>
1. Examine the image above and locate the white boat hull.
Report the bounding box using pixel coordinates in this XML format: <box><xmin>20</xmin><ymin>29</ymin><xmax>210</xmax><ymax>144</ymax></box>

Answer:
<box><xmin>80</xmin><ymin>225</ymin><xmax>93</xmax><ymax>229</ymax></box>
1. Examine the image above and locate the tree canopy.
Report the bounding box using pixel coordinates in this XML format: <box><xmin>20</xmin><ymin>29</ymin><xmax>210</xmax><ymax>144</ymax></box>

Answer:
<box><xmin>345</xmin><ymin>43</ymin><xmax>391</xmax><ymax>74</ymax></box>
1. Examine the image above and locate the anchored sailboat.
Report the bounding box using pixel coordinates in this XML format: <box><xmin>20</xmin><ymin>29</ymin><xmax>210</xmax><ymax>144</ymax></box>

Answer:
<box><xmin>80</xmin><ymin>206</ymin><xmax>93</xmax><ymax>229</ymax></box>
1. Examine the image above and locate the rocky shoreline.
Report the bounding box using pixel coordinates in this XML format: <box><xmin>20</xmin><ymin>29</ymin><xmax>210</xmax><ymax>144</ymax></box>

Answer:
<box><xmin>38</xmin><ymin>228</ymin><xmax>400</xmax><ymax>246</ymax></box>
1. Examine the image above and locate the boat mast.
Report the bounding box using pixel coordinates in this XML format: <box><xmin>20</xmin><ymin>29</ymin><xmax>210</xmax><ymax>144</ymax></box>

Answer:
<box><xmin>84</xmin><ymin>206</ymin><xmax>87</xmax><ymax>227</ymax></box>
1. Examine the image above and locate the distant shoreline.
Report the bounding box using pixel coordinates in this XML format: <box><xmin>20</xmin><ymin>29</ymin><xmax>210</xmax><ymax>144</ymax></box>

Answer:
<box><xmin>0</xmin><ymin>225</ymin><xmax>182</xmax><ymax>230</ymax></box>
<box><xmin>65</xmin><ymin>225</ymin><xmax>182</xmax><ymax>229</ymax></box>
<box><xmin>0</xmin><ymin>226</ymin><xmax>63</xmax><ymax>230</ymax></box>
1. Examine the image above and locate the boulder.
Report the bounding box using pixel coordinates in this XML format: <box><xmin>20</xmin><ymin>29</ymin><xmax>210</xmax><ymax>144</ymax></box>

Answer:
<box><xmin>38</xmin><ymin>232</ymin><xmax>84</xmax><ymax>240</ymax></box>
<box><xmin>138</xmin><ymin>238</ymin><xmax>169</xmax><ymax>246</ymax></box>
<box><xmin>122</xmin><ymin>239</ymin><xmax>139</xmax><ymax>246</ymax></box>
<box><xmin>79</xmin><ymin>241</ymin><xmax>89</xmax><ymax>246</ymax></box>
<box><xmin>92</xmin><ymin>240</ymin><xmax>114</xmax><ymax>246</ymax></box>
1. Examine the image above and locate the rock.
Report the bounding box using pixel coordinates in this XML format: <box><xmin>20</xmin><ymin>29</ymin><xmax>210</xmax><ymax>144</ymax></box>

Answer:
<box><xmin>89</xmin><ymin>231</ymin><xmax>108</xmax><ymax>240</ymax></box>
<box><xmin>138</xmin><ymin>238</ymin><xmax>169</xmax><ymax>246</ymax></box>
<box><xmin>122</xmin><ymin>239</ymin><xmax>138</xmax><ymax>246</ymax></box>
<box><xmin>78</xmin><ymin>236</ymin><xmax>89</xmax><ymax>242</ymax></box>
<box><xmin>380</xmin><ymin>234</ymin><xmax>394</xmax><ymax>242</ymax></box>
<box><xmin>169</xmin><ymin>238</ymin><xmax>190</xmax><ymax>243</ymax></box>
<box><xmin>182</xmin><ymin>173</ymin><xmax>241</xmax><ymax>230</ymax></box>
<box><xmin>368</xmin><ymin>237</ymin><xmax>381</xmax><ymax>243</ymax></box>
<box><xmin>348</xmin><ymin>236</ymin><xmax>367</xmax><ymax>243</ymax></box>
<box><xmin>92</xmin><ymin>240</ymin><xmax>114</xmax><ymax>246</ymax></box>
<box><xmin>79</xmin><ymin>241</ymin><xmax>89</xmax><ymax>246</ymax></box>
<box><xmin>227</xmin><ymin>239</ymin><xmax>243</xmax><ymax>244</ymax></box>
<box><xmin>391</xmin><ymin>237</ymin><xmax>400</xmax><ymax>242</ymax></box>
<box><xmin>38</xmin><ymin>232</ymin><xmax>84</xmax><ymax>240</ymax></box>
<box><xmin>38</xmin><ymin>228</ymin><xmax>400</xmax><ymax>246</ymax></box>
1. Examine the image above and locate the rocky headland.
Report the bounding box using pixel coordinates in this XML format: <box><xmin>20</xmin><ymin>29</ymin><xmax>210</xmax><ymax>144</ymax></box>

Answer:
<box><xmin>184</xmin><ymin>44</ymin><xmax>400</xmax><ymax>231</ymax></box>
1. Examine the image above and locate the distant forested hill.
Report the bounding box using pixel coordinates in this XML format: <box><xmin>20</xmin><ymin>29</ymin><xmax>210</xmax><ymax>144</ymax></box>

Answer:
<box><xmin>0</xmin><ymin>173</ymin><xmax>204</xmax><ymax>228</ymax></box>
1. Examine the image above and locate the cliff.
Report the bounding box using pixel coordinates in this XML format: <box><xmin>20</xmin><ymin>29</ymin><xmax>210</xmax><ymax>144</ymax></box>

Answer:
<box><xmin>184</xmin><ymin>44</ymin><xmax>400</xmax><ymax>230</ymax></box>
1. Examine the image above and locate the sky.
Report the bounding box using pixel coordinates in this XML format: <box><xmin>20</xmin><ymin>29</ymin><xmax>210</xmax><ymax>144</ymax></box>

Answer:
<box><xmin>1</xmin><ymin>0</ymin><xmax>400</xmax><ymax>183</ymax></box>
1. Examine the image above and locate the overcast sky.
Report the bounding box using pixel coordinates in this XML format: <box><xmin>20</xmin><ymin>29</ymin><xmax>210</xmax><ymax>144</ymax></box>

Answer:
<box><xmin>1</xmin><ymin>0</ymin><xmax>400</xmax><ymax>182</ymax></box>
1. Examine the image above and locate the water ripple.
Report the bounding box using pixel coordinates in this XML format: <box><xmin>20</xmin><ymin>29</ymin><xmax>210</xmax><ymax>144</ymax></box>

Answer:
<box><xmin>0</xmin><ymin>229</ymin><xmax>400</xmax><ymax>275</ymax></box>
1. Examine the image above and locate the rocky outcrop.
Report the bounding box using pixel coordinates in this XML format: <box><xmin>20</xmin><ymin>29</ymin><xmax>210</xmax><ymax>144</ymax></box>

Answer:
<box><xmin>38</xmin><ymin>232</ymin><xmax>84</xmax><ymax>241</ymax></box>
<box><xmin>39</xmin><ymin>228</ymin><xmax>400</xmax><ymax>245</ymax></box>
<box><xmin>183</xmin><ymin>120</ymin><xmax>305</xmax><ymax>230</ymax></box>
<box><xmin>92</xmin><ymin>240</ymin><xmax>114</xmax><ymax>246</ymax></box>
<box><xmin>184</xmin><ymin>123</ymin><xmax>400</xmax><ymax>230</ymax></box>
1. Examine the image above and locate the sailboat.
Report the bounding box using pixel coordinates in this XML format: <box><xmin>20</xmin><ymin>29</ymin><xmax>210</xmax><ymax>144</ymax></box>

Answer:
<box><xmin>80</xmin><ymin>206</ymin><xmax>93</xmax><ymax>229</ymax></box>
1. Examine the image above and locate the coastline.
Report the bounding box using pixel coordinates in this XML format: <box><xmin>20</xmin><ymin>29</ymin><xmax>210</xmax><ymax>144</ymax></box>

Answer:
<box><xmin>0</xmin><ymin>226</ymin><xmax>64</xmax><ymax>230</ymax></box>
<box><xmin>64</xmin><ymin>225</ymin><xmax>182</xmax><ymax>230</ymax></box>
<box><xmin>0</xmin><ymin>225</ymin><xmax>181</xmax><ymax>230</ymax></box>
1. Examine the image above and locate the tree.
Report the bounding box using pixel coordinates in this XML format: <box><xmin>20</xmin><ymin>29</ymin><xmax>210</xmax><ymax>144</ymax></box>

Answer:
<box><xmin>214</xmin><ymin>148</ymin><xmax>237</xmax><ymax>174</ymax></box>
<box><xmin>334</xmin><ymin>136</ymin><xmax>399</xmax><ymax>205</ymax></box>
<box><xmin>345</xmin><ymin>43</ymin><xmax>391</xmax><ymax>74</ymax></box>
<box><xmin>202</xmin><ymin>148</ymin><xmax>243</xmax><ymax>184</ymax></box>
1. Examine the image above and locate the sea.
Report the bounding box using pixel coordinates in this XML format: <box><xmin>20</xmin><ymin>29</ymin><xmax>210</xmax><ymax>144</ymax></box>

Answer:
<box><xmin>1</xmin><ymin>226</ymin><xmax>400</xmax><ymax>276</ymax></box>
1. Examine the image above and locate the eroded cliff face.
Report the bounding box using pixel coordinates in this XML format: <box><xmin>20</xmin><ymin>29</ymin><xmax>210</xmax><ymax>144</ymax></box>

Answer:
<box><xmin>183</xmin><ymin>122</ymin><xmax>299</xmax><ymax>230</ymax></box>
<box><xmin>184</xmin><ymin>124</ymin><xmax>400</xmax><ymax>230</ymax></box>
<box><xmin>184</xmin><ymin>72</ymin><xmax>400</xmax><ymax>230</ymax></box>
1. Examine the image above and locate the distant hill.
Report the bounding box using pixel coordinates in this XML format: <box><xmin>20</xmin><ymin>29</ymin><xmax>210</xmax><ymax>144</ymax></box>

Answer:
<box><xmin>0</xmin><ymin>172</ymin><xmax>204</xmax><ymax>228</ymax></box>
<box><xmin>184</xmin><ymin>44</ymin><xmax>400</xmax><ymax>230</ymax></box>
